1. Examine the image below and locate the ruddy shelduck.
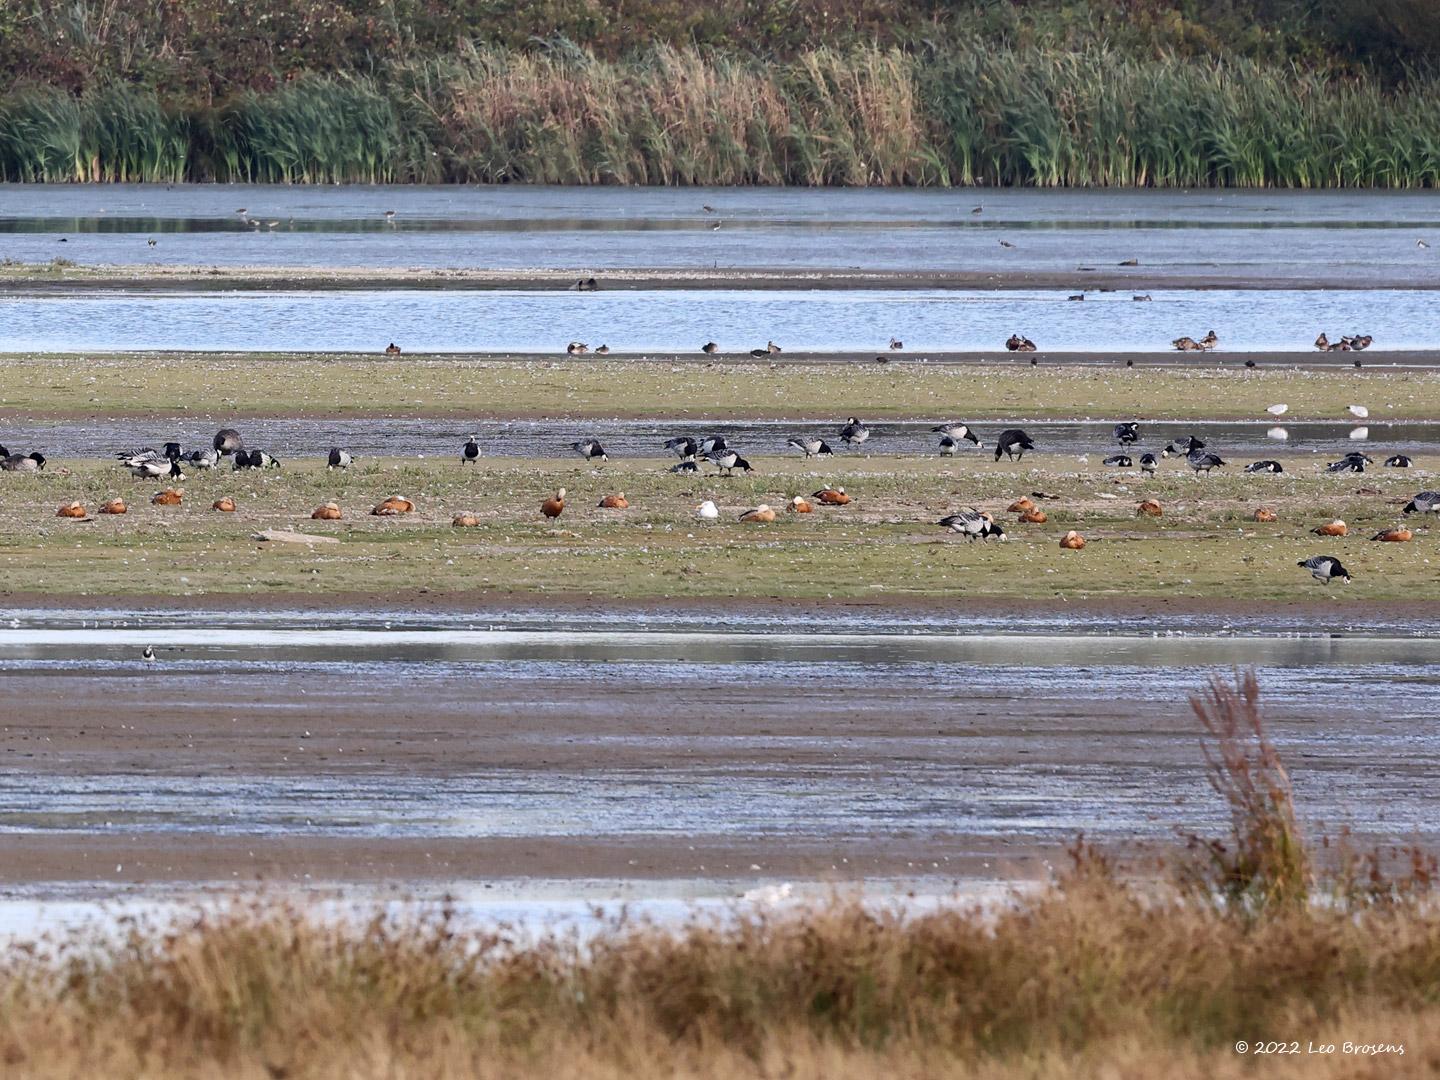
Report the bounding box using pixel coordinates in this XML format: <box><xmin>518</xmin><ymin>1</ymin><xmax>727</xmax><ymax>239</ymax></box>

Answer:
<box><xmin>1311</xmin><ymin>519</ymin><xmax>1348</xmax><ymax>537</ymax></box>
<box><xmin>1059</xmin><ymin>530</ymin><xmax>1086</xmax><ymax>550</ymax></box>
<box><xmin>372</xmin><ymin>496</ymin><xmax>416</xmax><ymax>516</ymax></box>
<box><xmin>312</xmin><ymin>502</ymin><xmax>343</xmax><ymax>520</ymax></box>
<box><xmin>56</xmin><ymin>501</ymin><xmax>86</xmax><ymax>518</ymax></box>
<box><xmin>99</xmin><ymin>497</ymin><xmax>127</xmax><ymax>515</ymax></box>
<box><xmin>1018</xmin><ymin>508</ymin><xmax>1048</xmax><ymax>523</ymax></box>
<box><xmin>788</xmin><ymin>495</ymin><xmax>813</xmax><ymax>513</ymax></box>
<box><xmin>1136</xmin><ymin>499</ymin><xmax>1163</xmax><ymax>517</ymax></box>
<box><xmin>541</xmin><ymin>488</ymin><xmax>566</xmax><ymax>518</ymax></box>
<box><xmin>812</xmin><ymin>486</ymin><xmax>850</xmax><ymax>506</ymax></box>
<box><xmin>151</xmin><ymin>488</ymin><xmax>183</xmax><ymax>506</ymax></box>
<box><xmin>1007</xmin><ymin>496</ymin><xmax>1035</xmax><ymax>513</ymax></box>
<box><xmin>1371</xmin><ymin>526</ymin><xmax>1413</xmax><ymax>542</ymax></box>
<box><xmin>1253</xmin><ymin>508</ymin><xmax>1278</xmax><ymax>523</ymax></box>
<box><xmin>452</xmin><ymin>512</ymin><xmax>480</xmax><ymax>528</ymax></box>
<box><xmin>212</xmin><ymin>496</ymin><xmax>237</xmax><ymax>512</ymax></box>
<box><xmin>598</xmin><ymin>492</ymin><xmax>629</xmax><ymax>509</ymax></box>
<box><xmin>739</xmin><ymin>504</ymin><xmax>777</xmax><ymax>523</ymax></box>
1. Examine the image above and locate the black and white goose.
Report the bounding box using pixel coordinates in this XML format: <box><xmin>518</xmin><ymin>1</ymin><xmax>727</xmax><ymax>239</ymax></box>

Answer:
<box><xmin>993</xmin><ymin>429</ymin><xmax>1035</xmax><ymax>462</ymax></box>
<box><xmin>572</xmin><ymin>438</ymin><xmax>608</xmax><ymax>463</ymax></box>
<box><xmin>1299</xmin><ymin>555</ymin><xmax>1352</xmax><ymax>585</ymax></box>
<box><xmin>120</xmin><ymin>450</ymin><xmax>183</xmax><ymax>479</ymax></box>
<box><xmin>1244</xmin><ymin>460</ymin><xmax>1285</xmax><ymax>474</ymax></box>
<box><xmin>1103</xmin><ymin>454</ymin><xmax>1133</xmax><ymax>468</ymax></box>
<box><xmin>1</xmin><ymin>451</ymin><xmax>46</xmax><ymax>472</ymax></box>
<box><xmin>697</xmin><ymin>435</ymin><xmax>728</xmax><ymax>457</ymax></box>
<box><xmin>186</xmin><ymin>447</ymin><xmax>221</xmax><ymax>469</ymax></box>
<box><xmin>1187</xmin><ymin>449</ymin><xmax>1225</xmax><ymax>475</ymax></box>
<box><xmin>1385</xmin><ymin>454</ymin><xmax>1412</xmax><ymax>468</ymax></box>
<box><xmin>461</xmin><ymin>436</ymin><xmax>481</xmax><ymax>464</ymax></box>
<box><xmin>1402</xmin><ymin>491</ymin><xmax>1440</xmax><ymax>514</ymax></box>
<box><xmin>232</xmin><ymin>449</ymin><xmax>279</xmax><ymax>470</ymax></box>
<box><xmin>787</xmin><ymin>436</ymin><xmax>833</xmax><ymax>458</ymax></box>
<box><xmin>937</xmin><ymin>509</ymin><xmax>1006</xmax><ymax>542</ymax></box>
<box><xmin>1113</xmin><ymin>422</ymin><xmax>1140</xmax><ymax>446</ymax></box>
<box><xmin>664</xmin><ymin>436</ymin><xmax>698</xmax><ymax>461</ymax></box>
<box><xmin>213</xmin><ymin>428</ymin><xmax>244</xmax><ymax>456</ymax></box>
<box><xmin>1324</xmin><ymin>453</ymin><xmax>1368</xmax><ymax>474</ymax></box>
<box><xmin>708</xmin><ymin>450</ymin><xmax>753</xmax><ymax>475</ymax></box>
<box><xmin>1139</xmin><ymin>452</ymin><xmax>1158</xmax><ymax>476</ymax></box>
<box><xmin>932</xmin><ymin>423</ymin><xmax>981</xmax><ymax>447</ymax></box>
<box><xmin>1161</xmin><ymin>435</ymin><xmax>1206</xmax><ymax>457</ymax></box>
<box><xmin>839</xmin><ymin>417</ymin><xmax>869</xmax><ymax>448</ymax></box>
<box><xmin>670</xmin><ymin>460</ymin><xmax>699</xmax><ymax>474</ymax></box>
<box><xmin>328</xmin><ymin>448</ymin><xmax>353</xmax><ymax>469</ymax></box>
<box><xmin>938</xmin><ymin>436</ymin><xmax>960</xmax><ymax>456</ymax></box>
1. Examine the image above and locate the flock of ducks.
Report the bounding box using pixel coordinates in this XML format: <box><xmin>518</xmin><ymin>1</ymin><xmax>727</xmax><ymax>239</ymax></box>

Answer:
<box><xmin>12</xmin><ymin>412</ymin><xmax>1436</xmax><ymax>588</ymax></box>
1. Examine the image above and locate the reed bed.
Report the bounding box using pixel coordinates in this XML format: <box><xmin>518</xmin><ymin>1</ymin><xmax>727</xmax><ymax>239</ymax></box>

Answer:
<box><xmin>6</xmin><ymin>44</ymin><xmax>1440</xmax><ymax>185</ymax></box>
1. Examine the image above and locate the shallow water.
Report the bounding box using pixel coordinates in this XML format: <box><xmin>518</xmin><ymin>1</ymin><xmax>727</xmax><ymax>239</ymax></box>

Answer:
<box><xmin>0</xmin><ymin>286</ymin><xmax>1429</xmax><ymax>353</ymax></box>
<box><xmin>1</xmin><ymin>610</ymin><xmax>1437</xmax><ymax>857</ymax></box>
<box><xmin>4</xmin><ymin>185</ymin><xmax>1440</xmax><ymax>284</ymax></box>
<box><xmin>3</xmin><ymin>416</ymin><xmax>1435</xmax><ymax>460</ymax></box>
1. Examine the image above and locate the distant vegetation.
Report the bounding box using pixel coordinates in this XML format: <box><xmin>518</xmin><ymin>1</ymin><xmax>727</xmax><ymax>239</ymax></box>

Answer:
<box><xmin>3</xmin><ymin>1</ymin><xmax>1440</xmax><ymax>185</ymax></box>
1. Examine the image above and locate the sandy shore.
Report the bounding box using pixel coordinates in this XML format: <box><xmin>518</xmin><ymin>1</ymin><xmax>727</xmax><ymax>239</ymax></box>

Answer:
<box><xmin>5</xmin><ymin>263</ymin><xmax>1440</xmax><ymax>293</ymax></box>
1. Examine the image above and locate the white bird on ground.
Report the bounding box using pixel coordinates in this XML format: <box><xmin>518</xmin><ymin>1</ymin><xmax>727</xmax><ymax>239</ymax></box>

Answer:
<box><xmin>1267</xmin><ymin>427</ymin><xmax>1289</xmax><ymax>441</ymax></box>
<box><xmin>697</xmin><ymin>500</ymin><xmax>719</xmax><ymax>520</ymax></box>
<box><xmin>1266</xmin><ymin>404</ymin><xmax>1288</xmax><ymax>416</ymax></box>
<box><xmin>1348</xmin><ymin>405</ymin><xmax>1369</xmax><ymax>418</ymax></box>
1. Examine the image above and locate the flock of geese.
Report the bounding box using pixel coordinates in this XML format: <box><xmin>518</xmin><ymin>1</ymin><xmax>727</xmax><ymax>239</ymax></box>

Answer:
<box><xmin>9</xmin><ymin>416</ymin><xmax>1435</xmax><ymax>588</ymax></box>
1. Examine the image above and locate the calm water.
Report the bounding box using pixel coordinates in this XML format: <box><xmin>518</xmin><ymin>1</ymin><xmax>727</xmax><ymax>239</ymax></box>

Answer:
<box><xmin>2</xmin><ymin>185</ymin><xmax>1440</xmax><ymax>284</ymax></box>
<box><xmin>0</xmin><ymin>287</ymin><xmax>1429</xmax><ymax>353</ymax></box>
<box><xmin>1</xmin><ymin>417</ymin><xmax>1432</xmax><ymax>459</ymax></box>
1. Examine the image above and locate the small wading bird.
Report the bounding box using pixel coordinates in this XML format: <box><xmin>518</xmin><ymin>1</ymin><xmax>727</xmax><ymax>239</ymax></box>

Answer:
<box><xmin>786</xmin><ymin>436</ymin><xmax>833</xmax><ymax>458</ymax></box>
<box><xmin>1299</xmin><ymin>555</ymin><xmax>1351</xmax><ymax>584</ymax></box>
<box><xmin>993</xmin><ymin>429</ymin><xmax>1035</xmax><ymax>462</ymax></box>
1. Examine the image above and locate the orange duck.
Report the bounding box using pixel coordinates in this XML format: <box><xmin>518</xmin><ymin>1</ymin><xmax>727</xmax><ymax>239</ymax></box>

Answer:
<box><xmin>1253</xmin><ymin>508</ymin><xmax>1278</xmax><ymax>523</ymax></box>
<box><xmin>212</xmin><ymin>496</ymin><xmax>237</xmax><ymax>512</ymax></box>
<box><xmin>452</xmin><ymin>512</ymin><xmax>480</xmax><ymax>527</ymax></box>
<box><xmin>1372</xmin><ymin>526</ymin><xmax>1413</xmax><ymax>542</ymax></box>
<box><xmin>372</xmin><ymin>496</ymin><xmax>416</xmax><ymax>516</ymax></box>
<box><xmin>1136</xmin><ymin>499</ymin><xmax>1162</xmax><ymax>517</ymax></box>
<box><xmin>312</xmin><ymin>502</ymin><xmax>343</xmax><ymax>520</ymax></box>
<box><xmin>812</xmin><ymin>486</ymin><xmax>850</xmax><ymax>506</ymax></box>
<box><xmin>56</xmin><ymin>501</ymin><xmax>86</xmax><ymax>518</ymax></box>
<box><xmin>739</xmin><ymin>504</ymin><xmax>777</xmax><ymax>523</ymax></box>
<box><xmin>1059</xmin><ymin>530</ymin><xmax>1086</xmax><ymax>550</ymax></box>
<box><xmin>597</xmin><ymin>492</ymin><xmax>629</xmax><ymax>509</ymax></box>
<box><xmin>99</xmin><ymin>497</ymin><xmax>127</xmax><ymax>515</ymax></box>
<box><xmin>151</xmin><ymin>489</ymin><xmax>183</xmax><ymax>506</ymax></box>
<box><xmin>1007</xmin><ymin>496</ymin><xmax>1036</xmax><ymax>513</ymax></box>
<box><xmin>1311</xmin><ymin>519</ymin><xmax>1348</xmax><ymax>537</ymax></box>
<box><xmin>541</xmin><ymin>488</ymin><xmax>566</xmax><ymax>518</ymax></box>
<box><xmin>1018</xmin><ymin>508</ymin><xmax>1048</xmax><ymax>523</ymax></box>
<box><xmin>787</xmin><ymin>495</ymin><xmax>813</xmax><ymax>513</ymax></box>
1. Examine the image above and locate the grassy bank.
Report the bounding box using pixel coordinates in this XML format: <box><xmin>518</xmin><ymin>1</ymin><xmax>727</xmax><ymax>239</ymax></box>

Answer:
<box><xmin>0</xmin><ymin>453</ymin><xmax>1431</xmax><ymax>603</ymax></box>
<box><xmin>8</xmin><ymin>42</ymin><xmax>1440</xmax><ymax>185</ymax></box>
<box><xmin>1</xmin><ymin>355</ymin><xmax>1436</xmax><ymax>420</ymax></box>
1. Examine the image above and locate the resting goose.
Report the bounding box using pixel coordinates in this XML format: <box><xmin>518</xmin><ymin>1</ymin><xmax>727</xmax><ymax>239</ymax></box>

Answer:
<box><xmin>993</xmin><ymin>429</ymin><xmax>1035</xmax><ymax>462</ymax></box>
<box><xmin>670</xmin><ymin>461</ymin><xmax>699</xmax><ymax>474</ymax></box>
<box><xmin>1102</xmin><ymin>454</ymin><xmax>1133</xmax><ymax>468</ymax></box>
<box><xmin>1244</xmin><ymin>460</ymin><xmax>1285</xmax><ymax>474</ymax></box>
<box><xmin>1385</xmin><ymin>455</ymin><xmax>1412</xmax><ymax>468</ymax></box>
<box><xmin>567</xmin><ymin>342</ymin><xmax>589</xmax><ymax>356</ymax></box>
<box><xmin>787</xmin><ymin>437</ymin><xmax>833</xmax><ymax>458</ymax></box>
<box><xmin>2</xmin><ymin>451</ymin><xmax>46</xmax><ymax>472</ymax></box>
<box><xmin>1299</xmin><ymin>555</ymin><xmax>1351</xmax><ymax>584</ymax></box>
<box><xmin>186</xmin><ymin>448</ymin><xmax>221</xmax><ymax>469</ymax></box>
